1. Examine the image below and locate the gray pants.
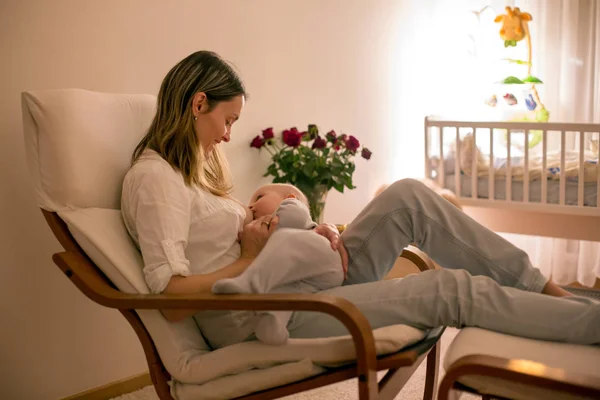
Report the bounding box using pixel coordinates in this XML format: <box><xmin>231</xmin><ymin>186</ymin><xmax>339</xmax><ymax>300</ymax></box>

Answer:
<box><xmin>286</xmin><ymin>179</ymin><xmax>600</xmax><ymax>344</ymax></box>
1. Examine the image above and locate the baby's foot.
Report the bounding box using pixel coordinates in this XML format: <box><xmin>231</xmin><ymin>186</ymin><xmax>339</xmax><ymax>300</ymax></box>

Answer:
<box><xmin>212</xmin><ymin>278</ymin><xmax>250</xmax><ymax>294</ymax></box>
<box><xmin>255</xmin><ymin>313</ymin><xmax>289</xmax><ymax>345</ymax></box>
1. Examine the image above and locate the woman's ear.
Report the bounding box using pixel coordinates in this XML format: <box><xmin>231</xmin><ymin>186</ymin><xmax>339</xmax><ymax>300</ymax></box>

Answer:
<box><xmin>192</xmin><ymin>92</ymin><xmax>208</xmax><ymax>116</ymax></box>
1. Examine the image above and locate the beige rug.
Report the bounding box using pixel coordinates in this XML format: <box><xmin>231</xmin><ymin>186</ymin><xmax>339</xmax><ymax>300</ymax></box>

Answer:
<box><xmin>111</xmin><ymin>328</ymin><xmax>477</xmax><ymax>400</ymax></box>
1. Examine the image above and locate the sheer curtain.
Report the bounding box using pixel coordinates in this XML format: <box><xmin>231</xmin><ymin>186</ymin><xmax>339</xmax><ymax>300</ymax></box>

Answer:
<box><xmin>393</xmin><ymin>0</ymin><xmax>600</xmax><ymax>286</ymax></box>
<box><xmin>499</xmin><ymin>0</ymin><xmax>600</xmax><ymax>286</ymax></box>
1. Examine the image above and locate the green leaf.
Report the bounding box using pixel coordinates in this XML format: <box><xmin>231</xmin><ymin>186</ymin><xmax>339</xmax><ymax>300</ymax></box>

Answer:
<box><xmin>308</xmin><ymin>124</ymin><xmax>319</xmax><ymax>139</ymax></box>
<box><xmin>497</xmin><ymin>76</ymin><xmax>524</xmax><ymax>84</ymax></box>
<box><xmin>340</xmin><ymin>174</ymin><xmax>353</xmax><ymax>188</ymax></box>
<box><xmin>267</xmin><ymin>164</ymin><xmax>278</xmax><ymax>175</ymax></box>
<box><xmin>522</xmin><ymin>75</ymin><xmax>543</xmax><ymax>84</ymax></box>
<box><xmin>302</xmin><ymin>164</ymin><xmax>313</xmax><ymax>177</ymax></box>
<box><xmin>502</xmin><ymin>58</ymin><xmax>530</xmax><ymax>65</ymax></box>
<box><xmin>504</xmin><ymin>40</ymin><xmax>517</xmax><ymax>47</ymax></box>
<box><xmin>333</xmin><ymin>181</ymin><xmax>344</xmax><ymax>193</ymax></box>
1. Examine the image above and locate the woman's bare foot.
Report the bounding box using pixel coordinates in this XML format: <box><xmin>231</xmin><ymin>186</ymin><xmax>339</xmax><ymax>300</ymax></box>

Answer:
<box><xmin>542</xmin><ymin>280</ymin><xmax>573</xmax><ymax>297</ymax></box>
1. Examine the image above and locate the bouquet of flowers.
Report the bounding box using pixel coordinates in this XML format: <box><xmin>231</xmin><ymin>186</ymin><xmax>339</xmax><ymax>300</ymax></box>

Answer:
<box><xmin>250</xmin><ymin>124</ymin><xmax>372</xmax><ymax>222</ymax></box>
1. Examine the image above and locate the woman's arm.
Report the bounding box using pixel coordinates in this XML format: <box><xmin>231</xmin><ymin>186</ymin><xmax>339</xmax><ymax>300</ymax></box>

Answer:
<box><xmin>161</xmin><ymin>214</ymin><xmax>279</xmax><ymax>321</ymax></box>
<box><xmin>161</xmin><ymin>256</ymin><xmax>254</xmax><ymax>321</ymax></box>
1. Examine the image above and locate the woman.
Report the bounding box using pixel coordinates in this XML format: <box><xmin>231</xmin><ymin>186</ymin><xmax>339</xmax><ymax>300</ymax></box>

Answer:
<box><xmin>121</xmin><ymin>51</ymin><xmax>599</xmax><ymax>350</ymax></box>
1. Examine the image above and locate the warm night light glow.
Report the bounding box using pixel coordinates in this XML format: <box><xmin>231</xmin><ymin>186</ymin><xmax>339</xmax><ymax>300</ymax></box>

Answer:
<box><xmin>507</xmin><ymin>359</ymin><xmax>563</xmax><ymax>378</ymax></box>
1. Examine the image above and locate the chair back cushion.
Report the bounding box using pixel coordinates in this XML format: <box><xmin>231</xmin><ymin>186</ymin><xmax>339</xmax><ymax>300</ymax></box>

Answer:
<box><xmin>22</xmin><ymin>89</ymin><xmax>156</xmax><ymax>211</ymax></box>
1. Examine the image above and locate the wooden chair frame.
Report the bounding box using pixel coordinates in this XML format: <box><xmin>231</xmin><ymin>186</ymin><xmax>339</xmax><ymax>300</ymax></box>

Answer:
<box><xmin>43</xmin><ymin>209</ymin><xmax>444</xmax><ymax>400</ymax></box>
<box><xmin>438</xmin><ymin>353</ymin><xmax>600</xmax><ymax>400</ymax></box>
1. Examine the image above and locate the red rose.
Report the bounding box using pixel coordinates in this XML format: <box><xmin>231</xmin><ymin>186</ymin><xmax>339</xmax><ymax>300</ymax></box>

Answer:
<box><xmin>339</xmin><ymin>133</ymin><xmax>348</xmax><ymax>142</ymax></box>
<box><xmin>361</xmin><ymin>147</ymin><xmax>372</xmax><ymax>160</ymax></box>
<box><xmin>250</xmin><ymin>135</ymin><xmax>264</xmax><ymax>149</ymax></box>
<box><xmin>346</xmin><ymin>135</ymin><xmax>360</xmax><ymax>152</ymax></box>
<box><xmin>326</xmin><ymin>130</ymin><xmax>337</xmax><ymax>141</ymax></box>
<box><xmin>311</xmin><ymin>136</ymin><xmax>327</xmax><ymax>149</ymax></box>
<box><xmin>262</xmin><ymin>127</ymin><xmax>274</xmax><ymax>139</ymax></box>
<box><xmin>282</xmin><ymin>129</ymin><xmax>302</xmax><ymax>147</ymax></box>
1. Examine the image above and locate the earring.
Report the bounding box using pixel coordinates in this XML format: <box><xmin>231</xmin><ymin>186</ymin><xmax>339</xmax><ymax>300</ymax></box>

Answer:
<box><xmin>193</xmin><ymin>116</ymin><xmax>198</xmax><ymax>121</ymax></box>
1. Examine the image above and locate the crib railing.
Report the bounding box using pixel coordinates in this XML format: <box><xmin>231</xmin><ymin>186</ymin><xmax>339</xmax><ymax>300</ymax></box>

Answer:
<box><xmin>424</xmin><ymin>117</ymin><xmax>600</xmax><ymax>214</ymax></box>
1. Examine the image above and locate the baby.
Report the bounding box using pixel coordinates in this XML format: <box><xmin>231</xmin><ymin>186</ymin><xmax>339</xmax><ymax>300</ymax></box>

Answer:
<box><xmin>212</xmin><ymin>183</ymin><xmax>345</xmax><ymax>345</ymax></box>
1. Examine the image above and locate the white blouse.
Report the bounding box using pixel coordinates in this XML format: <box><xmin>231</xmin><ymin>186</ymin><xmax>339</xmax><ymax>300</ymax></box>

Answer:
<box><xmin>121</xmin><ymin>149</ymin><xmax>247</xmax><ymax>294</ymax></box>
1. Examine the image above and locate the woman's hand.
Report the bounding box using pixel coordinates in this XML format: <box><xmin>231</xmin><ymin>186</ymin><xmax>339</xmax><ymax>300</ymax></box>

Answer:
<box><xmin>313</xmin><ymin>223</ymin><xmax>349</xmax><ymax>278</ymax></box>
<box><xmin>239</xmin><ymin>215</ymin><xmax>280</xmax><ymax>259</ymax></box>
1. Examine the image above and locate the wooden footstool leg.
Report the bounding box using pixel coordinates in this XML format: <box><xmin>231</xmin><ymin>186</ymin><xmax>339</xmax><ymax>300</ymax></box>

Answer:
<box><xmin>423</xmin><ymin>341</ymin><xmax>440</xmax><ymax>400</ymax></box>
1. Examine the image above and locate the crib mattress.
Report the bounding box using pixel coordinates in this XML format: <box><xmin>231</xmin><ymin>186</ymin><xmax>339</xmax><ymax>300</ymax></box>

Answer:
<box><xmin>443</xmin><ymin>174</ymin><xmax>598</xmax><ymax>207</ymax></box>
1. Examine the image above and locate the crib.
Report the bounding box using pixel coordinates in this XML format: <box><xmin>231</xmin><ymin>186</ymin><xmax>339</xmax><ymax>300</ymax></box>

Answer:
<box><xmin>424</xmin><ymin>117</ymin><xmax>600</xmax><ymax>242</ymax></box>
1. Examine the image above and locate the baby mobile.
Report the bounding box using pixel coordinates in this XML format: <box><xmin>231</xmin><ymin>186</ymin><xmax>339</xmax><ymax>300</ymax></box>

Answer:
<box><xmin>485</xmin><ymin>6</ymin><xmax>549</xmax><ymax>124</ymax></box>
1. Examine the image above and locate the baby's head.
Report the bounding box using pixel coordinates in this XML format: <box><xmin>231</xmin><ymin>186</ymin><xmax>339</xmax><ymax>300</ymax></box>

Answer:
<box><xmin>249</xmin><ymin>183</ymin><xmax>308</xmax><ymax>219</ymax></box>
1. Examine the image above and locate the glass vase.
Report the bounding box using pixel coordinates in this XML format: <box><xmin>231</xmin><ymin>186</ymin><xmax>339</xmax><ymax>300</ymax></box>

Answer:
<box><xmin>301</xmin><ymin>184</ymin><xmax>329</xmax><ymax>224</ymax></box>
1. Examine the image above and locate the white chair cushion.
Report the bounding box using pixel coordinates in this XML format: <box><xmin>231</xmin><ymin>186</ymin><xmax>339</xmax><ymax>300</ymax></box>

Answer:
<box><xmin>22</xmin><ymin>89</ymin><xmax>156</xmax><ymax>211</ymax></box>
<box><xmin>171</xmin><ymin>359</ymin><xmax>325</xmax><ymax>400</ymax></box>
<box><xmin>444</xmin><ymin>328</ymin><xmax>600</xmax><ymax>400</ymax></box>
<box><xmin>60</xmin><ymin>207</ymin><xmax>427</xmax><ymax>396</ymax></box>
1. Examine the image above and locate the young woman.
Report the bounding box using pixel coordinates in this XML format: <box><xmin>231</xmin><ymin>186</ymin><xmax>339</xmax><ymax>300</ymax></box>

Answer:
<box><xmin>121</xmin><ymin>50</ymin><xmax>599</xmax><ymax>350</ymax></box>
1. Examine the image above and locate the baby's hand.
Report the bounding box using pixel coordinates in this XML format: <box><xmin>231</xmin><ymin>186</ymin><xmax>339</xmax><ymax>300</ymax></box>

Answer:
<box><xmin>313</xmin><ymin>223</ymin><xmax>349</xmax><ymax>279</ymax></box>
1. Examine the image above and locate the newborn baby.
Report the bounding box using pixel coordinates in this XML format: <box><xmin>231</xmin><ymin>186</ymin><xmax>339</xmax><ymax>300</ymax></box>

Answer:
<box><xmin>212</xmin><ymin>184</ymin><xmax>344</xmax><ymax>345</ymax></box>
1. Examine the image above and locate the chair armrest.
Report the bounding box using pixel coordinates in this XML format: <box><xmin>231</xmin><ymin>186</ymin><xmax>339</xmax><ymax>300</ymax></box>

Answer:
<box><xmin>53</xmin><ymin>250</ymin><xmax>379</xmax><ymax>396</ymax></box>
<box><xmin>400</xmin><ymin>246</ymin><xmax>435</xmax><ymax>272</ymax></box>
<box><xmin>53</xmin><ymin>252</ymin><xmax>365</xmax><ymax>315</ymax></box>
<box><xmin>438</xmin><ymin>354</ymin><xmax>600</xmax><ymax>400</ymax></box>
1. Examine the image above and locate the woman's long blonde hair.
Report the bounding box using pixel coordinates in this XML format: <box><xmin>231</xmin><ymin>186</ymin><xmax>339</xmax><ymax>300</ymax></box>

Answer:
<box><xmin>133</xmin><ymin>51</ymin><xmax>246</xmax><ymax>196</ymax></box>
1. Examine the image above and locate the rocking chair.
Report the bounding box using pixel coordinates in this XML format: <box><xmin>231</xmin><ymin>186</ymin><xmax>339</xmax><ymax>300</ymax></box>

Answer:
<box><xmin>22</xmin><ymin>88</ymin><xmax>444</xmax><ymax>400</ymax></box>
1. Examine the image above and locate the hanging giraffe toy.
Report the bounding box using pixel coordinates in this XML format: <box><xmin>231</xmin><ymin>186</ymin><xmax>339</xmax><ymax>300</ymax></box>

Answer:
<box><xmin>494</xmin><ymin>6</ymin><xmax>532</xmax><ymax>47</ymax></box>
<box><xmin>490</xmin><ymin>6</ymin><xmax>549</xmax><ymax>120</ymax></box>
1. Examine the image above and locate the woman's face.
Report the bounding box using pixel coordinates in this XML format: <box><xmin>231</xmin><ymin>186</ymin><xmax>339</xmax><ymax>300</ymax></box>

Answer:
<box><xmin>193</xmin><ymin>94</ymin><xmax>244</xmax><ymax>153</ymax></box>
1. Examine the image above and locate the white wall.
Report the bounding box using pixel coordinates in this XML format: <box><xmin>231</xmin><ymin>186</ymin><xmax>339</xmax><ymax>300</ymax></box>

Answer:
<box><xmin>0</xmin><ymin>1</ymin><xmax>415</xmax><ymax>398</ymax></box>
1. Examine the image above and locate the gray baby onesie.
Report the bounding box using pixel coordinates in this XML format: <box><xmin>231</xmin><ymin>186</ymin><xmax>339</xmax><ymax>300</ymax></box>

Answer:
<box><xmin>212</xmin><ymin>198</ymin><xmax>344</xmax><ymax>345</ymax></box>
